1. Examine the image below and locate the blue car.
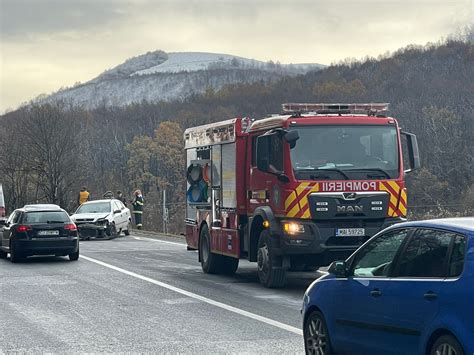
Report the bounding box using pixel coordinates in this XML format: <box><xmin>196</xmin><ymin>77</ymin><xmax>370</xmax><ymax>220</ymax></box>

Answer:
<box><xmin>302</xmin><ymin>218</ymin><xmax>474</xmax><ymax>355</ymax></box>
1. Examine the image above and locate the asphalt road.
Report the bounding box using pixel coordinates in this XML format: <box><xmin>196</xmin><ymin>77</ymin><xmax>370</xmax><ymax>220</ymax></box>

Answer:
<box><xmin>0</xmin><ymin>232</ymin><xmax>322</xmax><ymax>354</ymax></box>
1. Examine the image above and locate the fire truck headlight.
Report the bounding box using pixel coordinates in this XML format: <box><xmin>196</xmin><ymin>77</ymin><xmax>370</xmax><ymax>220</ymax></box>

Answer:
<box><xmin>283</xmin><ymin>222</ymin><xmax>305</xmax><ymax>235</ymax></box>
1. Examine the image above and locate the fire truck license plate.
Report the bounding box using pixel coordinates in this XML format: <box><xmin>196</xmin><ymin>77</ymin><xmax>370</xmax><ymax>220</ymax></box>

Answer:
<box><xmin>336</xmin><ymin>228</ymin><xmax>365</xmax><ymax>237</ymax></box>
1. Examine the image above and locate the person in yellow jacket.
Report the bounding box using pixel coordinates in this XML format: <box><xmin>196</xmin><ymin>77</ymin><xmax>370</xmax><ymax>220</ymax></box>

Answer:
<box><xmin>78</xmin><ymin>187</ymin><xmax>90</xmax><ymax>205</ymax></box>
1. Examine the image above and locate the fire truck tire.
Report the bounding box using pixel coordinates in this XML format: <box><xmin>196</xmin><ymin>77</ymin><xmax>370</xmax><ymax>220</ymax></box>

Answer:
<box><xmin>199</xmin><ymin>224</ymin><xmax>220</xmax><ymax>274</ymax></box>
<box><xmin>219</xmin><ymin>256</ymin><xmax>239</xmax><ymax>275</ymax></box>
<box><xmin>257</xmin><ymin>230</ymin><xmax>286</xmax><ymax>288</ymax></box>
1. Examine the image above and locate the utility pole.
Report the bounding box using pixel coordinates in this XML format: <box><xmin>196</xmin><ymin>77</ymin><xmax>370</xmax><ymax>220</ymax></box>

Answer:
<box><xmin>163</xmin><ymin>189</ymin><xmax>167</xmax><ymax>234</ymax></box>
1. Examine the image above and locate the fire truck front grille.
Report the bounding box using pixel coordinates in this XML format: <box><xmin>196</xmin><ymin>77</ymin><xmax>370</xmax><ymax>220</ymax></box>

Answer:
<box><xmin>308</xmin><ymin>192</ymin><xmax>390</xmax><ymax>220</ymax></box>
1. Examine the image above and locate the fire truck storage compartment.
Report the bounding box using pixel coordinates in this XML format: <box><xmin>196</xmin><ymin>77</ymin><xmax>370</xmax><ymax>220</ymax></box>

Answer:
<box><xmin>185</xmin><ymin>143</ymin><xmax>237</xmax><ymax>223</ymax></box>
<box><xmin>186</xmin><ymin>148</ymin><xmax>198</xmax><ymax>221</ymax></box>
<box><xmin>221</xmin><ymin>143</ymin><xmax>236</xmax><ymax>209</ymax></box>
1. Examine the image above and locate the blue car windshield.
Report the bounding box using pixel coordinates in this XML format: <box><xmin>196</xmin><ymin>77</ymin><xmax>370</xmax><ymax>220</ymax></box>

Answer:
<box><xmin>290</xmin><ymin>125</ymin><xmax>399</xmax><ymax>180</ymax></box>
<box><xmin>76</xmin><ymin>202</ymin><xmax>111</xmax><ymax>214</ymax></box>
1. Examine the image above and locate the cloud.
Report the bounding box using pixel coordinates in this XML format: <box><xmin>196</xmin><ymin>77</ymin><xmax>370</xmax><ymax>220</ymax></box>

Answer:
<box><xmin>0</xmin><ymin>0</ymin><xmax>472</xmax><ymax>112</ymax></box>
<box><xmin>0</xmin><ymin>0</ymin><xmax>130</xmax><ymax>38</ymax></box>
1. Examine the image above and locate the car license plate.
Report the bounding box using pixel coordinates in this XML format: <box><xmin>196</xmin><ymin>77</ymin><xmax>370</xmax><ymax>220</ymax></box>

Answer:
<box><xmin>336</xmin><ymin>228</ymin><xmax>365</xmax><ymax>237</ymax></box>
<box><xmin>37</xmin><ymin>230</ymin><xmax>60</xmax><ymax>236</ymax></box>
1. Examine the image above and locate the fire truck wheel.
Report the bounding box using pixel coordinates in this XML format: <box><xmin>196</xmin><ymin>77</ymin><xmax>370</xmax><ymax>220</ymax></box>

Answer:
<box><xmin>219</xmin><ymin>256</ymin><xmax>239</xmax><ymax>275</ymax></box>
<box><xmin>257</xmin><ymin>230</ymin><xmax>286</xmax><ymax>288</ymax></box>
<box><xmin>199</xmin><ymin>224</ymin><xmax>220</xmax><ymax>274</ymax></box>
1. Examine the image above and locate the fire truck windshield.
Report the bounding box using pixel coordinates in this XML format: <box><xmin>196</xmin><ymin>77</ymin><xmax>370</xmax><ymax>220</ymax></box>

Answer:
<box><xmin>290</xmin><ymin>125</ymin><xmax>399</xmax><ymax>180</ymax></box>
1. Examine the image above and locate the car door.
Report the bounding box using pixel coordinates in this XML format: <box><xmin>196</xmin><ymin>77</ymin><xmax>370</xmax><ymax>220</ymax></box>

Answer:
<box><xmin>113</xmin><ymin>201</ymin><xmax>126</xmax><ymax>229</ymax></box>
<box><xmin>2</xmin><ymin>211</ymin><xmax>20</xmax><ymax>249</ymax></box>
<box><xmin>383</xmin><ymin>228</ymin><xmax>457</xmax><ymax>354</ymax></box>
<box><xmin>332</xmin><ymin>228</ymin><xmax>411</xmax><ymax>354</ymax></box>
<box><xmin>118</xmin><ymin>200</ymin><xmax>128</xmax><ymax>229</ymax></box>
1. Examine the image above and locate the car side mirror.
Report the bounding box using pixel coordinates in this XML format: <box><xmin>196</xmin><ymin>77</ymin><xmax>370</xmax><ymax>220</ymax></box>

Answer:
<box><xmin>328</xmin><ymin>261</ymin><xmax>349</xmax><ymax>278</ymax></box>
<box><xmin>284</xmin><ymin>130</ymin><xmax>299</xmax><ymax>149</ymax></box>
<box><xmin>114</xmin><ymin>209</ymin><xmax>121</xmax><ymax>214</ymax></box>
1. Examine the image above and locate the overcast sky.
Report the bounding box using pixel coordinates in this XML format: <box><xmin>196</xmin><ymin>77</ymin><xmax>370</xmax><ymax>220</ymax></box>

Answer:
<box><xmin>0</xmin><ymin>0</ymin><xmax>472</xmax><ymax>112</ymax></box>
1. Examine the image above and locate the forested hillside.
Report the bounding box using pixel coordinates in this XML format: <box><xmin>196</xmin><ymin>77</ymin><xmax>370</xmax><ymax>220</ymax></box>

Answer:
<box><xmin>1</xmin><ymin>39</ymin><xmax>472</xmax><ymax>233</ymax></box>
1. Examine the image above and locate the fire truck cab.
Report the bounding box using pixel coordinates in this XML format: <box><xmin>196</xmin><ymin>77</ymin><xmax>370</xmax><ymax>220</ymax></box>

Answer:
<box><xmin>184</xmin><ymin>103</ymin><xmax>420</xmax><ymax>288</ymax></box>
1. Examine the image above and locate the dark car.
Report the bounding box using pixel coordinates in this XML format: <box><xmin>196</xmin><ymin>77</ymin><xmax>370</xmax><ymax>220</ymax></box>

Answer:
<box><xmin>302</xmin><ymin>217</ymin><xmax>474</xmax><ymax>355</ymax></box>
<box><xmin>0</xmin><ymin>204</ymin><xmax>79</xmax><ymax>262</ymax></box>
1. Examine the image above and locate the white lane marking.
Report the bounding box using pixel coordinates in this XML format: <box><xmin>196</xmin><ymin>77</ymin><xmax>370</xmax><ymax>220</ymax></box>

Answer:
<box><xmin>80</xmin><ymin>255</ymin><xmax>302</xmax><ymax>336</ymax></box>
<box><xmin>162</xmin><ymin>298</ymin><xmax>199</xmax><ymax>305</ymax></box>
<box><xmin>132</xmin><ymin>236</ymin><xmax>185</xmax><ymax>247</ymax></box>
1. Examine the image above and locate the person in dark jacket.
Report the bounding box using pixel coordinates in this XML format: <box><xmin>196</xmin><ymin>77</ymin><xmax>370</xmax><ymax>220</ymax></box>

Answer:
<box><xmin>131</xmin><ymin>189</ymin><xmax>144</xmax><ymax>230</ymax></box>
<box><xmin>117</xmin><ymin>190</ymin><xmax>127</xmax><ymax>206</ymax></box>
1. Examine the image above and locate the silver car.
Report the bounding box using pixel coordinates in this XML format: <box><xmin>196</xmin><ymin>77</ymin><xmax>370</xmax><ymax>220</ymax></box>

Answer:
<box><xmin>71</xmin><ymin>199</ymin><xmax>132</xmax><ymax>239</ymax></box>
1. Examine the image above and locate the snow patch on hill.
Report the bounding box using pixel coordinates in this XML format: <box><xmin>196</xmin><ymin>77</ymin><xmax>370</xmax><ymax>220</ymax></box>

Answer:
<box><xmin>41</xmin><ymin>50</ymin><xmax>324</xmax><ymax>109</ymax></box>
<box><xmin>134</xmin><ymin>52</ymin><xmax>261</xmax><ymax>75</ymax></box>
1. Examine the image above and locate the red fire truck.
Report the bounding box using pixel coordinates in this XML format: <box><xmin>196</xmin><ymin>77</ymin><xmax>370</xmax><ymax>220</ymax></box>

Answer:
<box><xmin>184</xmin><ymin>103</ymin><xmax>420</xmax><ymax>287</ymax></box>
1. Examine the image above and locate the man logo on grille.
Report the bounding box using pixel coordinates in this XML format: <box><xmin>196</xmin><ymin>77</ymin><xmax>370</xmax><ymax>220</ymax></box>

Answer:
<box><xmin>343</xmin><ymin>192</ymin><xmax>357</xmax><ymax>200</ymax></box>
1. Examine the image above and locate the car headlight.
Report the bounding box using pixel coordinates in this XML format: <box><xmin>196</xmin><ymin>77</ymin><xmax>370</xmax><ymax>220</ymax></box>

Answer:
<box><xmin>283</xmin><ymin>222</ymin><xmax>305</xmax><ymax>235</ymax></box>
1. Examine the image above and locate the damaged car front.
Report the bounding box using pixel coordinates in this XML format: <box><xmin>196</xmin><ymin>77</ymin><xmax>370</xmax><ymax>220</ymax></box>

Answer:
<box><xmin>70</xmin><ymin>201</ymin><xmax>115</xmax><ymax>239</ymax></box>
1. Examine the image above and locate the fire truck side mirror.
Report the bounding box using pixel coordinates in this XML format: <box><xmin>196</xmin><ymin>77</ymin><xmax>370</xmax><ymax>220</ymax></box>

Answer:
<box><xmin>401</xmin><ymin>131</ymin><xmax>420</xmax><ymax>173</ymax></box>
<box><xmin>284</xmin><ymin>130</ymin><xmax>300</xmax><ymax>149</ymax></box>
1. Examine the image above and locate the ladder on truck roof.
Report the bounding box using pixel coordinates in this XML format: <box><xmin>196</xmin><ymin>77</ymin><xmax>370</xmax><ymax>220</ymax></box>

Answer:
<box><xmin>282</xmin><ymin>103</ymin><xmax>389</xmax><ymax>115</ymax></box>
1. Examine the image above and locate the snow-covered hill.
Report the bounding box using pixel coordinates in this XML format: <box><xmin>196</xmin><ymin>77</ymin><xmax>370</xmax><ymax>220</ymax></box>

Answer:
<box><xmin>42</xmin><ymin>51</ymin><xmax>324</xmax><ymax>109</ymax></box>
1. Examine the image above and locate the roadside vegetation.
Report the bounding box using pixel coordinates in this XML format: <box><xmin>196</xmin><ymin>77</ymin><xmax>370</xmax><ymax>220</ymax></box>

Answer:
<box><xmin>0</xmin><ymin>37</ymin><xmax>472</xmax><ymax>233</ymax></box>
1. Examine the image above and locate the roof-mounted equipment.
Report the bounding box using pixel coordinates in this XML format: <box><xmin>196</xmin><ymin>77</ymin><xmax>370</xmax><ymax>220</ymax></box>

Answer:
<box><xmin>282</xmin><ymin>103</ymin><xmax>390</xmax><ymax>116</ymax></box>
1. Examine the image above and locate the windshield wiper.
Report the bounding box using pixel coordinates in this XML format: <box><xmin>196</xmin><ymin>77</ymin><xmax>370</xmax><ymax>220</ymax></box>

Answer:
<box><xmin>295</xmin><ymin>167</ymin><xmax>349</xmax><ymax>180</ymax></box>
<box><xmin>310</xmin><ymin>174</ymin><xmax>332</xmax><ymax>180</ymax></box>
<box><xmin>316</xmin><ymin>168</ymin><xmax>350</xmax><ymax>180</ymax></box>
<box><xmin>345</xmin><ymin>168</ymin><xmax>391</xmax><ymax>179</ymax></box>
<box><xmin>46</xmin><ymin>220</ymin><xmax>64</xmax><ymax>224</ymax></box>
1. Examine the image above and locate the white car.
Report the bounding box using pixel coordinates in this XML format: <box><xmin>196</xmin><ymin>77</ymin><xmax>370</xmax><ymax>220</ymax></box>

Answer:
<box><xmin>71</xmin><ymin>199</ymin><xmax>132</xmax><ymax>239</ymax></box>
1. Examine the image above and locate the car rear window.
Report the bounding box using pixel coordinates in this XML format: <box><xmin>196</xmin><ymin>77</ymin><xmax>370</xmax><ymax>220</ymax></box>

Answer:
<box><xmin>396</xmin><ymin>229</ymin><xmax>453</xmax><ymax>278</ymax></box>
<box><xmin>23</xmin><ymin>211</ymin><xmax>70</xmax><ymax>223</ymax></box>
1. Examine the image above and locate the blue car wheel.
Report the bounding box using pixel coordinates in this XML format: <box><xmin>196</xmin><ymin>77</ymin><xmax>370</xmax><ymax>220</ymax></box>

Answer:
<box><xmin>430</xmin><ymin>335</ymin><xmax>464</xmax><ymax>355</ymax></box>
<box><xmin>304</xmin><ymin>310</ymin><xmax>332</xmax><ymax>355</ymax></box>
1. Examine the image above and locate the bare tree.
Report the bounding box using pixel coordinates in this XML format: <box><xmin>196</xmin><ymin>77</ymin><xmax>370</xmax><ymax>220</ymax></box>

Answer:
<box><xmin>17</xmin><ymin>103</ymin><xmax>83</xmax><ymax>207</ymax></box>
<box><xmin>0</xmin><ymin>128</ymin><xmax>33</xmax><ymax>209</ymax></box>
